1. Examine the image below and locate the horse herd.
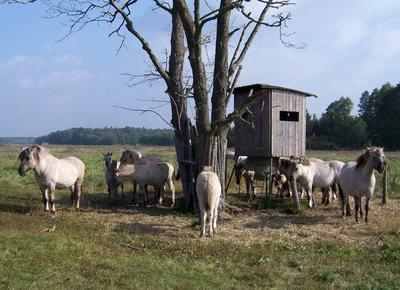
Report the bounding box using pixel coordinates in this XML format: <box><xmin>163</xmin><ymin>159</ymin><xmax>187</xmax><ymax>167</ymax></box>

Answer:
<box><xmin>17</xmin><ymin>145</ymin><xmax>386</xmax><ymax>237</ymax></box>
<box><xmin>235</xmin><ymin>146</ymin><xmax>386</xmax><ymax>223</ymax></box>
<box><xmin>17</xmin><ymin>145</ymin><xmax>220</xmax><ymax>237</ymax></box>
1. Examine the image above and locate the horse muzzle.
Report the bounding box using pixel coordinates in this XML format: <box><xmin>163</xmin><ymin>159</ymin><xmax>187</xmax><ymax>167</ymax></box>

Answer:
<box><xmin>18</xmin><ymin>167</ymin><xmax>26</xmax><ymax>176</ymax></box>
<box><xmin>377</xmin><ymin>164</ymin><xmax>385</xmax><ymax>173</ymax></box>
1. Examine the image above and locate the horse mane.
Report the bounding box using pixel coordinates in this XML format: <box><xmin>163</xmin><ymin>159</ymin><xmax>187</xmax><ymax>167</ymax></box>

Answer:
<box><xmin>289</xmin><ymin>155</ymin><xmax>310</xmax><ymax>166</ymax></box>
<box><xmin>17</xmin><ymin>148</ymin><xmax>30</xmax><ymax>161</ymax></box>
<box><xmin>300</xmin><ymin>158</ymin><xmax>310</xmax><ymax>166</ymax></box>
<box><xmin>356</xmin><ymin>148</ymin><xmax>371</xmax><ymax>169</ymax></box>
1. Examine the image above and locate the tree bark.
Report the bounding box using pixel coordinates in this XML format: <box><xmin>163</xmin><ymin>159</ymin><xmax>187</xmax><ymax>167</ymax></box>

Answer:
<box><xmin>167</xmin><ymin>3</ymin><xmax>198</xmax><ymax>210</ymax></box>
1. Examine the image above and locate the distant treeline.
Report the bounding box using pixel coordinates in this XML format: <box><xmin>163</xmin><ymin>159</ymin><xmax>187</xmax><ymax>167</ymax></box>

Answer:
<box><xmin>306</xmin><ymin>82</ymin><xmax>400</xmax><ymax>150</ymax></box>
<box><xmin>35</xmin><ymin>127</ymin><xmax>174</xmax><ymax>146</ymax></box>
<box><xmin>0</xmin><ymin>137</ymin><xmax>36</xmax><ymax>145</ymax></box>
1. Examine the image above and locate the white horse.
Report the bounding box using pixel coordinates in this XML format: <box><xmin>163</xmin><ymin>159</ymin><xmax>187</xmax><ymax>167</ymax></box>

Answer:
<box><xmin>119</xmin><ymin>149</ymin><xmax>164</xmax><ymax>202</ymax></box>
<box><xmin>18</xmin><ymin>145</ymin><xmax>85</xmax><ymax>216</ymax></box>
<box><xmin>114</xmin><ymin>161</ymin><xmax>175</xmax><ymax>207</ymax></box>
<box><xmin>286</xmin><ymin>158</ymin><xmax>336</xmax><ymax>208</ymax></box>
<box><xmin>339</xmin><ymin>147</ymin><xmax>385</xmax><ymax>223</ymax></box>
<box><xmin>196</xmin><ymin>167</ymin><xmax>222</xmax><ymax>238</ymax></box>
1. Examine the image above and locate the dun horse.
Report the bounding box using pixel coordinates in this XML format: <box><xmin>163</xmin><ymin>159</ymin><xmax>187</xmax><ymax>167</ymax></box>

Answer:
<box><xmin>18</xmin><ymin>145</ymin><xmax>85</xmax><ymax>216</ymax></box>
<box><xmin>339</xmin><ymin>147</ymin><xmax>385</xmax><ymax>223</ymax></box>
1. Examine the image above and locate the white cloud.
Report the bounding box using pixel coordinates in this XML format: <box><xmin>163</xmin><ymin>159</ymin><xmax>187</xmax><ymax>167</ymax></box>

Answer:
<box><xmin>54</xmin><ymin>54</ymin><xmax>82</xmax><ymax>66</ymax></box>
<box><xmin>0</xmin><ymin>55</ymin><xmax>93</xmax><ymax>90</ymax></box>
<box><xmin>37</xmin><ymin>70</ymin><xmax>93</xmax><ymax>88</ymax></box>
<box><xmin>0</xmin><ymin>55</ymin><xmax>43</xmax><ymax>74</ymax></box>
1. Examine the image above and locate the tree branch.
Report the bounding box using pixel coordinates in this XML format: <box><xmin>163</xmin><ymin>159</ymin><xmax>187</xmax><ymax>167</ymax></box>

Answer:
<box><xmin>109</xmin><ymin>0</ymin><xmax>170</xmax><ymax>83</ymax></box>
<box><xmin>114</xmin><ymin>105</ymin><xmax>174</xmax><ymax>129</ymax></box>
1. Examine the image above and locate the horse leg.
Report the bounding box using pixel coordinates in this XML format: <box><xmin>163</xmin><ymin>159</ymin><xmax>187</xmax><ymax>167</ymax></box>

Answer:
<box><xmin>131</xmin><ymin>182</ymin><xmax>137</xmax><ymax>204</ymax></box>
<box><xmin>307</xmin><ymin>184</ymin><xmax>313</xmax><ymax>208</ymax></box>
<box><xmin>208</xmin><ymin>209</ymin><xmax>214</xmax><ymax>238</ymax></box>
<box><xmin>168</xmin><ymin>178</ymin><xmax>176</xmax><ymax>207</ymax></box>
<box><xmin>49</xmin><ymin>186</ymin><xmax>56</xmax><ymax>217</ymax></box>
<box><xmin>365</xmin><ymin>196</ymin><xmax>370</xmax><ymax>223</ymax></box>
<box><xmin>200</xmin><ymin>209</ymin><xmax>206</xmax><ymax>238</ymax></box>
<box><xmin>74</xmin><ymin>181</ymin><xmax>82</xmax><ymax>210</ymax></box>
<box><xmin>245</xmin><ymin>179</ymin><xmax>251</xmax><ymax>199</ymax></box>
<box><xmin>212</xmin><ymin>205</ymin><xmax>218</xmax><ymax>234</ymax></box>
<box><xmin>120</xmin><ymin>182</ymin><xmax>125</xmax><ymax>200</ymax></box>
<box><xmin>340</xmin><ymin>185</ymin><xmax>346</xmax><ymax>218</ymax></box>
<box><xmin>359</xmin><ymin>196</ymin><xmax>363</xmax><ymax>218</ymax></box>
<box><xmin>70</xmin><ymin>185</ymin><xmax>75</xmax><ymax>203</ymax></box>
<box><xmin>158</xmin><ymin>186</ymin><xmax>165</xmax><ymax>206</ymax></box>
<box><xmin>41</xmin><ymin>185</ymin><xmax>49</xmax><ymax>214</ymax></box>
<box><xmin>325</xmin><ymin>187</ymin><xmax>332</xmax><ymax>205</ymax></box>
<box><xmin>251</xmin><ymin>179</ymin><xmax>256</xmax><ymax>199</ymax></box>
<box><xmin>354</xmin><ymin>196</ymin><xmax>360</xmax><ymax>223</ymax></box>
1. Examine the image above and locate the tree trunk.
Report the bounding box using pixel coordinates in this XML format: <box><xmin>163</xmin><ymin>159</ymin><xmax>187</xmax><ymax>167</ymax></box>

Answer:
<box><xmin>195</xmin><ymin>127</ymin><xmax>229</xmax><ymax>199</ymax></box>
<box><xmin>174</xmin><ymin>118</ymin><xmax>198</xmax><ymax>210</ymax></box>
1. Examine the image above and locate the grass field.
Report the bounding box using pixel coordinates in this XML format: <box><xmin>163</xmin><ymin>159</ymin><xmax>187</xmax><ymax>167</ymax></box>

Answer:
<box><xmin>1</xmin><ymin>145</ymin><xmax>400</xmax><ymax>289</ymax></box>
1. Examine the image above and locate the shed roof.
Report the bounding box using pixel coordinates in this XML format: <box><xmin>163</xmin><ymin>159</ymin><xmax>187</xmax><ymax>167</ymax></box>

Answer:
<box><xmin>233</xmin><ymin>83</ymin><xmax>317</xmax><ymax>97</ymax></box>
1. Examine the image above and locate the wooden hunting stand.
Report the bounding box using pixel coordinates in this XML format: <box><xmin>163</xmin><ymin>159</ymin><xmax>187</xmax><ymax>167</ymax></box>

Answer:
<box><xmin>232</xmin><ymin>84</ymin><xmax>316</xmax><ymax>207</ymax></box>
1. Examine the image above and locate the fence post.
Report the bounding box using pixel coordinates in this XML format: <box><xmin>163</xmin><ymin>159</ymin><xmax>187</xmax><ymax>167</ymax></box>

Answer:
<box><xmin>382</xmin><ymin>162</ymin><xmax>388</xmax><ymax>204</ymax></box>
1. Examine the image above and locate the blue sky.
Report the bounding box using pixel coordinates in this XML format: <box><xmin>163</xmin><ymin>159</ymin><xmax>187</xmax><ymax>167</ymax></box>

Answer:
<box><xmin>1</xmin><ymin>0</ymin><xmax>400</xmax><ymax>137</ymax></box>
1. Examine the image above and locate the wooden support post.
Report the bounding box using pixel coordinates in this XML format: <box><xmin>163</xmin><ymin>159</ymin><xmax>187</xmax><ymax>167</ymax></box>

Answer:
<box><xmin>267</xmin><ymin>157</ymin><xmax>273</xmax><ymax>207</ymax></box>
<box><xmin>382</xmin><ymin>163</ymin><xmax>388</xmax><ymax>204</ymax></box>
<box><xmin>226</xmin><ymin>156</ymin><xmax>238</xmax><ymax>193</ymax></box>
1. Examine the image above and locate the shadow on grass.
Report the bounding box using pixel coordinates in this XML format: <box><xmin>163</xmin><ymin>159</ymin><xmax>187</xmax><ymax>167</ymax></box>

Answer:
<box><xmin>244</xmin><ymin>214</ymin><xmax>329</xmax><ymax>230</ymax></box>
<box><xmin>0</xmin><ymin>203</ymin><xmax>33</xmax><ymax>214</ymax></box>
<box><xmin>73</xmin><ymin>191</ymin><xmax>183</xmax><ymax>218</ymax></box>
<box><xmin>113</xmin><ymin>221</ymin><xmax>172</xmax><ymax>236</ymax></box>
<box><xmin>0</xmin><ymin>193</ymin><xmax>41</xmax><ymax>214</ymax></box>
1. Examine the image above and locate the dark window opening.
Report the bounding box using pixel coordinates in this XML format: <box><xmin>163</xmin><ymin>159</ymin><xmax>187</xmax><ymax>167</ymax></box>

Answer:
<box><xmin>280</xmin><ymin>111</ymin><xmax>299</xmax><ymax>122</ymax></box>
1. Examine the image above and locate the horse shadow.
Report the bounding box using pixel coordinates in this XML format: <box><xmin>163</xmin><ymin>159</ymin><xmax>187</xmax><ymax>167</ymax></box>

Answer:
<box><xmin>71</xmin><ymin>191</ymin><xmax>182</xmax><ymax>218</ymax></box>
<box><xmin>243</xmin><ymin>211</ymin><xmax>334</xmax><ymax>230</ymax></box>
<box><xmin>113</xmin><ymin>221</ymin><xmax>176</xmax><ymax>236</ymax></box>
<box><xmin>0</xmin><ymin>193</ymin><xmax>40</xmax><ymax>214</ymax></box>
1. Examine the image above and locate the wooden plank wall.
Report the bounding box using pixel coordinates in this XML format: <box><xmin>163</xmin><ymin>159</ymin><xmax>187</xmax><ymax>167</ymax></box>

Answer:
<box><xmin>271</xmin><ymin>90</ymin><xmax>306</xmax><ymax>157</ymax></box>
<box><xmin>234</xmin><ymin>90</ymin><xmax>269</xmax><ymax>157</ymax></box>
<box><xmin>234</xmin><ymin>88</ymin><xmax>306</xmax><ymax>158</ymax></box>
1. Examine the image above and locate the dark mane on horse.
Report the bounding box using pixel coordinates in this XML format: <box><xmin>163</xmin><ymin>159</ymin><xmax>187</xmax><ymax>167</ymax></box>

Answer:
<box><xmin>17</xmin><ymin>148</ymin><xmax>29</xmax><ymax>161</ymax></box>
<box><xmin>300</xmin><ymin>158</ymin><xmax>310</xmax><ymax>166</ymax></box>
<box><xmin>289</xmin><ymin>155</ymin><xmax>310</xmax><ymax>166</ymax></box>
<box><xmin>356</xmin><ymin>148</ymin><xmax>371</xmax><ymax>169</ymax></box>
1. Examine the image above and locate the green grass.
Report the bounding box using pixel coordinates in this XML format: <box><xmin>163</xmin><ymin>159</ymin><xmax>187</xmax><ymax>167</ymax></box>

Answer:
<box><xmin>1</xmin><ymin>145</ymin><xmax>400</xmax><ymax>289</ymax></box>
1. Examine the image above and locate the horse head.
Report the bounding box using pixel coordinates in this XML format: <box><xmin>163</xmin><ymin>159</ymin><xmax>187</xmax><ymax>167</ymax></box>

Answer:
<box><xmin>370</xmin><ymin>147</ymin><xmax>385</xmax><ymax>173</ymax></box>
<box><xmin>120</xmin><ymin>149</ymin><xmax>142</xmax><ymax>164</ymax></box>
<box><xmin>357</xmin><ymin>147</ymin><xmax>385</xmax><ymax>173</ymax></box>
<box><xmin>17</xmin><ymin>145</ymin><xmax>41</xmax><ymax>176</ymax></box>
<box><xmin>103</xmin><ymin>152</ymin><xmax>113</xmax><ymax>167</ymax></box>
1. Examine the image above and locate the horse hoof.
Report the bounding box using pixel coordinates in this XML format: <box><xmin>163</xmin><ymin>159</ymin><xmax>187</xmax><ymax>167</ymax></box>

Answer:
<box><xmin>50</xmin><ymin>212</ymin><xmax>56</xmax><ymax>218</ymax></box>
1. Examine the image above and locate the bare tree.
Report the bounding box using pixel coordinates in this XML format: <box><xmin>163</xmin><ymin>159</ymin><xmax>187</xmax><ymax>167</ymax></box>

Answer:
<box><xmin>5</xmin><ymin>0</ymin><xmax>295</xmax><ymax>210</ymax></box>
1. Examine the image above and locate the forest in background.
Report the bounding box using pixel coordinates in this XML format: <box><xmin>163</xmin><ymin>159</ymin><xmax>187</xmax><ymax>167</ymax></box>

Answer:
<box><xmin>306</xmin><ymin>82</ymin><xmax>400</xmax><ymax>150</ymax></box>
<box><xmin>34</xmin><ymin>127</ymin><xmax>174</xmax><ymax>146</ymax></box>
